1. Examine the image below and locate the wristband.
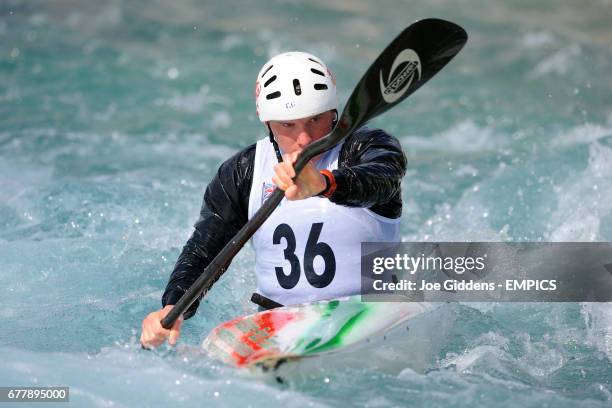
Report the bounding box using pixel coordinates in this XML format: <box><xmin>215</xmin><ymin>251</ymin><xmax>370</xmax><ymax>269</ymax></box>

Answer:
<box><xmin>318</xmin><ymin>169</ymin><xmax>337</xmax><ymax>198</ymax></box>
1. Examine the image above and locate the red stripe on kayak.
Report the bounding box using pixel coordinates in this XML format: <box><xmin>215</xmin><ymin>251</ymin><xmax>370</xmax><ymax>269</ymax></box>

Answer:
<box><xmin>219</xmin><ymin>310</ymin><xmax>298</xmax><ymax>367</ymax></box>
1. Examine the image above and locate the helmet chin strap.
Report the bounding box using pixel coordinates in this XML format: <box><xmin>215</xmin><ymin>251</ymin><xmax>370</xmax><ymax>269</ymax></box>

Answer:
<box><xmin>267</xmin><ymin>109</ymin><xmax>338</xmax><ymax>164</ymax></box>
<box><xmin>266</xmin><ymin>123</ymin><xmax>284</xmax><ymax>163</ymax></box>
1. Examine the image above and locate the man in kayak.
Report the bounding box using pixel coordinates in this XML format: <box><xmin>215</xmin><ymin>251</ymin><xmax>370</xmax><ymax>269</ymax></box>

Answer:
<box><xmin>140</xmin><ymin>51</ymin><xmax>406</xmax><ymax>348</ymax></box>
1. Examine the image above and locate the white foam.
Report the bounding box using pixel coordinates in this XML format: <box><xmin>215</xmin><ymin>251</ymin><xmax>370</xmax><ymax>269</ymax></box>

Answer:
<box><xmin>521</xmin><ymin>31</ymin><xmax>557</xmax><ymax>48</ymax></box>
<box><xmin>0</xmin><ymin>346</ymin><xmax>319</xmax><ymax>407</ymax></box>
<box><xmin>220</xmin><ymin>34</ymin><xmax>244</xmax><ymax>51</ymax></box>
<box><xmin>551</xmin><ymin>123</ymin><xmax>612</xmax><ymax>148</ymax></box>
<box><xmin>153</xmin><ymin>84</ymin><xmax>231</xmax><ymax>114</ymax></box>
<box><xmin>211</xmin><ymin>111</ymin><xmax>232</xmax><ymax>130</ymax></box>
<box><xmin>513</xmin><ymin>333</ymin><xmax>564</xmax><ymax>377</ymax></box>
<box><xmin>401</xmin><ymin>120</ymin><xmax>502</xmax><ymax>154</ymax></box>
<box><xmin>441</xmin><ymin>345</ymin><xmax>506</xmax><ymax>373</ymax></box>
<box><xmin>582</xmin><ymin>303</ymin><xmax>612</xmax><ymax>361</ymax></box>
<box><xmin>0</xmin><ymin>163</ymin><xmax>52</xmax><ymax>205</ymax></box>
<box><xmin>405</xmin><ymin>194</ymin><xmax>510</xmax><ymax>242</ymax></box>
<box><xmin>527</xmin><ymin>44</ymin><xmax>581</xmax><ymax>79</ymax></box>
<box><xmin>548</xmin><ymin>142</ymin><xmax>612</xmax><ymax>241</ymax></box>
<box><xmin>453</xmin><ymin>164</ymin><xmax>480</xmax><ymax>178</ymax></box>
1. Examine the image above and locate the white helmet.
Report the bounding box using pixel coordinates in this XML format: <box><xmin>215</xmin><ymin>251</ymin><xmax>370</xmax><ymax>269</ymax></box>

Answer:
<box><xmin>255</xmin><ymin>51</ymin><xmax>338</xmax><ymax>122</ymax></box>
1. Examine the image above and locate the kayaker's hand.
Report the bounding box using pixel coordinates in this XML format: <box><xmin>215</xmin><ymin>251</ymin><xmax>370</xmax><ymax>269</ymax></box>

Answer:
<box><xmin>140</xmin><ymin>305</ymin><xmax>183</xmax><ymax>348</ymax></box>
<box><xmin>272</xmin><ymin>151</ymin><xmax>327</xmax><ymax>200</ymax></box>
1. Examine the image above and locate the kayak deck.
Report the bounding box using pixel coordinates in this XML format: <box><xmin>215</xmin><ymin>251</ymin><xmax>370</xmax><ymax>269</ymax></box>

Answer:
<box><xmin>203</xmin><ymin>296</ymin><xmax>435</xmax><ymax>369</ymax></box>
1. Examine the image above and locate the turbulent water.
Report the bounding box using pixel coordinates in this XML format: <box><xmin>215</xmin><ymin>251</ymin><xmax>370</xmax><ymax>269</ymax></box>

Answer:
<box><xmin>1</xmin><ymin>0</ymin><xmax>612</xmax><ymax>406</ymax></box>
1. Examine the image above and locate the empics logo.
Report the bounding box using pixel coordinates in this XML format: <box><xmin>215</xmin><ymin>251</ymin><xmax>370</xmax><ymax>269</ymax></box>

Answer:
<box><xmin>379</xmin><ymin>49</ymin><xmax>421</xmax><ymax>103</ymax></box>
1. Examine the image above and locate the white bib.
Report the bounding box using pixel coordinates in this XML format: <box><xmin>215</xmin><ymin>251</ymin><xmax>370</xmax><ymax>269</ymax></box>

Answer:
<box><xmin>247</xmin><ymin>137</ymin><xmax>400</xmax><ymax>305</ymax></box>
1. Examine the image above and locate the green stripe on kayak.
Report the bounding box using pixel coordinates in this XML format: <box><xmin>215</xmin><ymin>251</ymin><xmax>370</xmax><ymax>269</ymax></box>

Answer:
<box><xmin>304</xmin><ymin>305</ymin><xmax>370</xmax><ymax>354</ymax></box>
<box><xmin>293</xmin><ymin>299</ymin><xmax>345</xmax><ymax>351</ymax></box>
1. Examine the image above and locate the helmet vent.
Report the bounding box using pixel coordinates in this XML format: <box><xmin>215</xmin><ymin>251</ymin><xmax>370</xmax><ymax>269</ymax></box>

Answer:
<box><xmin>261</xmin><ymin>65</ymin><xmax>274</xmax><ymax>78</ymax></box>
<box><xmin>264</xmin><ymin>75</ymin><xmax>277</xmax><ymax>87</ymax></box>
<box><xmin>314</xmin><ymin>84</ymin><xmax>328</xmax><ymax>90</ymax></box>
<box><xmin>308</xmin><ymin>58</ymin><xmax>323</xmax><ymax>66</ymax></box>
<box><xmin>310</xmin><ymin>68</ymin><xmax>325</xmax><ymax>76</ymax></box>
<box><xmin>293</xmin><ymin>79</ymin><xmax>302</xmax><ymax>95</ymax></box>
<box><xmin>266</xmin><ymin>91</ymin><xmax>281</xmax><ymax>100</ymax></box>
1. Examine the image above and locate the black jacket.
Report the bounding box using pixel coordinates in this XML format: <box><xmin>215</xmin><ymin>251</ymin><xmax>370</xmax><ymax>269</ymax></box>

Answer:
<box><xmin>162</xmin><ymin>127</ymin><xmax>406</xmax><ymax>318</ymax></box>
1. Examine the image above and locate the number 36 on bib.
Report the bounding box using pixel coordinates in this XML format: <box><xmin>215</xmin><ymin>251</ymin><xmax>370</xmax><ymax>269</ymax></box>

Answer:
<box><xmin>273</xmin><ymin>222</ymin><xmax>336</xmax><ymax>289</ymax></box>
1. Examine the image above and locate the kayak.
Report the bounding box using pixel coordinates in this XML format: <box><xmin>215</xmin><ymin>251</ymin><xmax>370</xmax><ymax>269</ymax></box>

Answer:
<box><xmin>202</xmin><ymin>296</ymin><xmax>445</xmax><ymax>379</ymax></box>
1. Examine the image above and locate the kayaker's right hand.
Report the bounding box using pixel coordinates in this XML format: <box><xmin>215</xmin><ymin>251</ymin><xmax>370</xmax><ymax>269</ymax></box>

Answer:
<box><xmin>272</xmin><ymin>150</ymin><xmax>327</xmax><ymax>200</ymax></box>
<box><xmin>140</xmin><ymin>305</ymin><xmax>183</xmax><ymax>348</ymax></box>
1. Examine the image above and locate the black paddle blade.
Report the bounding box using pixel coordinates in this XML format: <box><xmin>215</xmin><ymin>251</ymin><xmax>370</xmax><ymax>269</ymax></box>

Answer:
<box><xmin>338</xmin><ymin>18</ymin><xmax>467</xmax><ymax>134</ymax></box>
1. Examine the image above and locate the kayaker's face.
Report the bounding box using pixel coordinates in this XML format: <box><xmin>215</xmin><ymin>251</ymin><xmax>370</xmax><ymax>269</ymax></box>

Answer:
<box><xmin>268</xmin><ymin>110</ymin><xmax>335</xmax><ymax>156</ymax></box>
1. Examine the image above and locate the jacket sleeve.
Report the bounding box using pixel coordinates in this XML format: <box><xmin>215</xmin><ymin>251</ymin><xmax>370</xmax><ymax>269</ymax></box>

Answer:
<box><xmin>161</xmin><ymin>144</ymin><xmax>255</xmax><ymax>319</ymax></box>
<box><xmin>330</xmin><ymin>127</ymin><xmax>407</xmax><ymax>219</ymax></box>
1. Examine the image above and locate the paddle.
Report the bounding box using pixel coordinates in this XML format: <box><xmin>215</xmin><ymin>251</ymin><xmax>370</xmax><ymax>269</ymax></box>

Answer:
<box><xmin>161</xmin><ymin>18</ymin><xmax>467</xmax><ymax>329</ymax></box>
